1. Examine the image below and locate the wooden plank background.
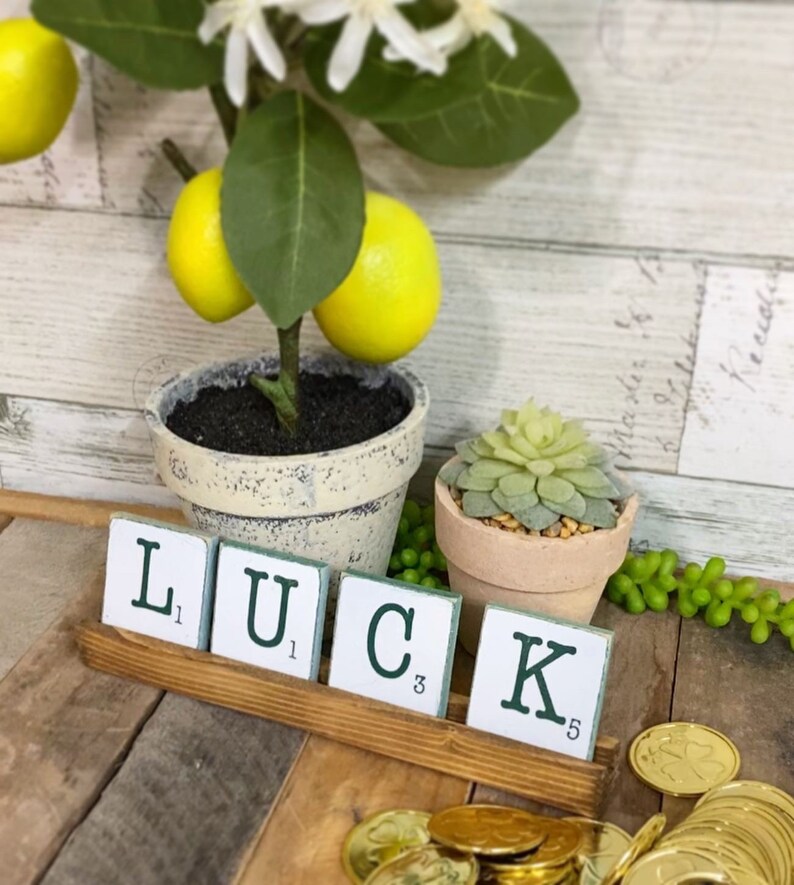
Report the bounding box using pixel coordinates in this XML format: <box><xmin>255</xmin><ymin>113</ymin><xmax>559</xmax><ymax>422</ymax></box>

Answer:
<box><xmin>1</xmin><ymin>0</ymin><xmax>793</xmax><ymax>579</ymax></box>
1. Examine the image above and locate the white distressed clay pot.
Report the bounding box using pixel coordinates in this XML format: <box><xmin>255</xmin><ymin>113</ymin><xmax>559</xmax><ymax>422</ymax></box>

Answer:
<box><xmin>435</xmin><ymin>459</ymin><xmax>639</xmax><ymax>655</ymax></box>
<box><xmin>145</xmin><ymin>354</ymin><xmax>429</xmax><ymax>583</ymax></box>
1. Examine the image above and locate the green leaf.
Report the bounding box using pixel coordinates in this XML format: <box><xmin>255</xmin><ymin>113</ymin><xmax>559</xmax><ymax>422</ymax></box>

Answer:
<box><xmin>604</xmin><ymin>471</ymin><xmax>634</xmax><ymax>499</ymax></box>
<box><xmin>558</xmin><ymin>467</ymin><xmax>618</xmax><ymax>499</ymax></box>
<box><xmin>462</xmin><ymin>491</ymin><xmax>503</xmax><ymax>518</ymax></box>
<box><xmin>492</xmin><ymin>490</ymin><xmax>558</xmax><ymax>531</ymax></box>
<box><xmin>469</xmin><ymin>459</ymin><xmax>522</xmax><ymax>480</ymax></box>
<box><xmin>438</xmin><ymin>460</ymin><xmax>465</xmax><ymax>486</ymax></box>
<box><xmin>456</xmin><ymin>468</ymin><xmax>498</xmax><ymax>493</ymax></box>
<box><xmin>537</xmin><ymin>475</ymin><xmax>576</xmax><ymax>504</ymax></box>
<box><xmin>304</xmin><ymin>23</ymin><xmax>485</xmax><ymax>123</ymax></box>
<box><xmin>32</xmin><ymin>0</ymin><xmax>223</xmax><ymax>90</ymax></box>
<box><xmin>455</xmin><ymin>439</ymin><xmax>479</xmax><ymax>464</ymax></box>
<box><xmin>378</xmin><ymin>18</ymin><xmax>579</xmax><ymax>168</ymax></box>
<box><xmin>498</xmin><ymin>472</ymin><xmax>537</xmax><ymax>498</ymax></box>
<box><xmin>554</xmin><ymin>490</ymin><xmax>587</xmax><ymax>520</ymax></box>
<box><xmin>222</xmin><ymin>91</ymin><xmax>365</xmax><ymax>329</ymax></box>
<box><xmin>527</xmin><ymin>459</ymin><xmax>555</xmax><ymax>477</ymax></box>
<box><xmin>581</xmin><ymin>497</ymin><xmax>618</xmax><ymax>529</ymax></box>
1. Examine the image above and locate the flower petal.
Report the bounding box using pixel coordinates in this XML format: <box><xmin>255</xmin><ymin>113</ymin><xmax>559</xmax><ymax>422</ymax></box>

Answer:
<box><xmin>384</xmin><ymin>12</ymin><xmax>469</xmax><ymax>59</ymax></box>
<box><xmin>246</xmin><ymin>15</ymin><xmax>286</xmax><ymax>81</ymax></box>
<box><xmin>328</xmin><ymin>13</ymin><xmax>373</xmax><ymax>91</ymax></box>
<box><xmin>198</xmin><ymin>2</ymin><xmax>233</xmax><ymax>44</ymax></box>
<box><xmin>376</xmin><ymin>7</ymin><xmax>446</xmax><ymax>75</ymax></box>
<box><xmin>486</xmin><ymin>12</ymin><xmax>517</xmax><ymax>57</ymax></box>
<box><xmin>224</xmin><ymin>27</ymin><xmax>249</xmax><ymax>108</ymax></box>
<box><xmin>294</xmin><ymin>0</ymin><xmax>351</xmax><ymax>25</ymax></box>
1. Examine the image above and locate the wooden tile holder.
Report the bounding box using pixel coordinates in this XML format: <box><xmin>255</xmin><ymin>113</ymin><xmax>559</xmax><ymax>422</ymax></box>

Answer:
<box><xmin>76</xmin><ymin>622</ymin><xmax>620</xmax><ymax>817</ymax></box>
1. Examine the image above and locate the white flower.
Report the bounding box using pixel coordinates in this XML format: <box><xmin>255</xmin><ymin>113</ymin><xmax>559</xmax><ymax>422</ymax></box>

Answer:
<box><xmin>386</xmin><ymin>0</ymin><xmax>516</xmax><ymax>62</ymax></box>
<box><xmin>294</xmin><ymin>0</ymin><xmax>447</xmax><ymax>92</ymax></box>
<box><xmin>199</xmin><ymin>0</ymin><xmax>288</xmax><ymax>107</ymax></box>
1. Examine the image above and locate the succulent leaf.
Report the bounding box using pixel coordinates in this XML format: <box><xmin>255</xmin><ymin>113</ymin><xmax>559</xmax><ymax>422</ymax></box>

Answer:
<box><xmin>581</xmin><ymin>496</ymin><xmax>619</xmax><ymax>529</ymax></box>
<box><xmin>456</xmin><ymin>467</ymin><xmax>498</xmax><ymax>492</ymax></box>
<box><xmin>462</xmin><ymin>490</ymin><xmax>504</xmax><ymax>518</ymax></box>
<box><xmin>455</xmin><ymin>439</ymin><xmax>479</xmax><ymax>464</ymax></box>
<box><xmin>555</xmin><ymin>490</ymin><xmax>587</xmax><ymax>520</ymax></box>
<box><xmin>469</xmin><ymin>459</ymin><xmax>522</xmax><ymax>480</ymax></box>
<box><xmin>537</xmin><ymin>474</ymin><xmax>576</xmax><ymax>504</ymax></box>
<box><xmin>498</xmin><ymin>471</ymin><xmax>537</xmax><ymax>497</ymax></box>
<box><xmin>527</xmin><ymin>459</ymin><xmax>556</xmax><ymax>477</ymax></box>
<box><xmin>439</xmin><ymin>398</ymin><xmax>632</xmax><ymax>530</ymax></box>
<box><xmin>438</xmin><ymin>460</ymin><xmax>465</xmax><ymax>486</ymax></box>
<box><xmin>492</xmin><ymin>489</ymin><xmax>553</xmax><ymax>528</ymax></box>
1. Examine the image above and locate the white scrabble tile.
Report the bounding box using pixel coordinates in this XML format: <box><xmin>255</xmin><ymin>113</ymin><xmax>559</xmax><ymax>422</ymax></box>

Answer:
<box><xmin>467</xmin><ymin>605</ymin><xmax>613</xmax><ymax>761</ymax></box>
<box><xmin>102</xmin><ymin>514</ymin><xmax>218</xmax><ymax>650</ymax></box>
<box><xmin>210</xmin><ymin>541</ymin><xmax>329</xmax><ymax>680</ymax></box>
<box><xmin>328</xmin><ymin>573</ymin><xmax>461</xmax><ymax>717</ymax></box>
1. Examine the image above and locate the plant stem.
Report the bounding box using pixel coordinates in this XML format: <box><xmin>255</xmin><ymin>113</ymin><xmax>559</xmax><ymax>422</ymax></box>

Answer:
<box><xmin>249</xmin><ymin>318</ymin><xmax>302</xmax><ymax>435</ymax></box>
<box><xmin>160</xmin><ymin>138</ymin><xmax>197</xmax><ymax>182</ymax></box>
<box><xmin>209</xmin><ymin>83</ymin><xmax>237</xmax><ymax>146</ymax></box>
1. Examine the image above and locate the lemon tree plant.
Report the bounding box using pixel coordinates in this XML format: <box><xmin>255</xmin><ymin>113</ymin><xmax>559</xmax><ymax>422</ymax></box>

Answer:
<box><xmin>24</xmin><ymin>0</ymin><xmax>578</xmax><ymax>434</ymax></box>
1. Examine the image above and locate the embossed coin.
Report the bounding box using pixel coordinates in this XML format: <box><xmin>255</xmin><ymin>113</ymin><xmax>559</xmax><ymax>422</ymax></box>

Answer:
<box><xmin>428</xmin><ymin>805</ymin><xmax>546</xmax><ymax>857</ymax></box>
<box><xmin>483</xmin><ymin>820</ymin><xmax>583</xmax><ymax>872</ymax></box>
<box><xmin>479</xmin><ymin>863</ymin><xmax>575</xmax><ymax>884</ymax></box>
<box><xmin>600</xmin><ymin>813</ymin><xmax>666</xmax><ymax>885</ymax></box>
<box><xmin>629</xmin><ymin>722</ymin><xmax>740</xmax><ymax>797</ymax></box>
<box><xmin>342</xmin><ymin>809</ymin><xmax>432</xmax><ymax>884</ymax></box>
<box><xmin>622</xmin><ymin>847</ymin><xmax>730</xmax><ymax>884</ymax></box>
<box><xmin>696</xmin><ymin>779</ymin><xmax>794</xmax><ymax>820</ymax></box>
<box><xmin>363</xmin><ymin>844</ymin><xmax>478</xmax><ymax>885</ymax></box>
<box><xmin>563</xmin><ymin>817</ymin><xmax>631</xmax><ymax>882</ymax></box>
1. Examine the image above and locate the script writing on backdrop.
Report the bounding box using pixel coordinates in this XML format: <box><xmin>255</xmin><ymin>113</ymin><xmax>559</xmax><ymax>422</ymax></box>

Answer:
<box><xmin>102</xmin><ymin>514</ymin><xmax>613</xmax><ymax>760</ymax></box>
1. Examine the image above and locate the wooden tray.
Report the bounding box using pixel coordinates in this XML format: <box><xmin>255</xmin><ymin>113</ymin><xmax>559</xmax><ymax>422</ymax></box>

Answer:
<box><xmin>77</xmin><ymin>622</ymin><xmax>620</xmax><ymax>817</ymax></box>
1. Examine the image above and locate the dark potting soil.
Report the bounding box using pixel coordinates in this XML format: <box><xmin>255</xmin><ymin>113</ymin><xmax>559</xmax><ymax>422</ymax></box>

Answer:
<box><xmin>165</xmin><ymin>372</ymin><xmax>411</xmax><ymax>456</ymax></box>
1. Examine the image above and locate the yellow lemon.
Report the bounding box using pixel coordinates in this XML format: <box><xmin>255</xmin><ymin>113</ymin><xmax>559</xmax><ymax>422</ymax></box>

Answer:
<box><xmin>313</xmin><ymin>192</ymin><xmax>442</xmax><ymax>363</ymax></box>
<box><xmin>0</xmin><ymin>19</ymin><xmax>79</xmax><ymax>164</ymax></box>
<box><xmin>167</xmin><ymin>168</ymin><xmax>255</xmax><ymax>323</ymax></box>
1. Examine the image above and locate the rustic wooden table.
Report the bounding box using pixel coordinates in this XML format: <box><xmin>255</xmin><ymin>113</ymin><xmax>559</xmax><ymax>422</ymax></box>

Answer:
<box><xmin>0</xmin><ymin>514</ymin><xmax>791</xmax><ymax>885</ymax></box>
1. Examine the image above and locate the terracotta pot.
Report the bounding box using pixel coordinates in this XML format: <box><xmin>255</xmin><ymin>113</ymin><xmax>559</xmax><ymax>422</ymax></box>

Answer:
<box><xmin>435</xmin><ymin>460</ymin><xmax>639</xmax><ymax>654</ymax></box>
<box><xmin>145</xmin><ymin>353</ymin><xmax>429</xmax><ymax>585</ymax></box>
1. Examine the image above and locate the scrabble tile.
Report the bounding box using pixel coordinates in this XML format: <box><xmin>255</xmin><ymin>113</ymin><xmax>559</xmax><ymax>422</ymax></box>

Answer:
<box><xmin>102</xmin><ymin>514</ymin><xmax>218</xmax><ymax>650</ymax></box>
<box><xmin>328</xmin><ymin>572</ymin><xmax>461</xmax><ymax>717</ymax></box>
<box><xmin>210</xmin><ymin>541</ymin><xmax>329</xmax><ymax>680</ymax></box>
<box><xmin>467</xmin><ymin>605</ymin><xmax>613</xmax><ymax>761</ymax></box>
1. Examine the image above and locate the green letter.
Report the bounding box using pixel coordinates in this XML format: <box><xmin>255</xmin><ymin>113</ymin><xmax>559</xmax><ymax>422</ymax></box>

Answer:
<box><xmin>245</xmin><ymin>568</ymin><xmax>298</xmax><ymax>648</ymax></box>
<box><xmin>367</xmin><ymin>603</ymin><xmax>414</xmax><ymax>679</ymax></box>
<box><xmin>500</xmin><ymin>633</ymin><xmax>577</xmax><ymax>725</ymax></box>
<box><xmin>131</xmin><ymin>538</ymin><xmax>173</xmax><ymax>615</ymax></box>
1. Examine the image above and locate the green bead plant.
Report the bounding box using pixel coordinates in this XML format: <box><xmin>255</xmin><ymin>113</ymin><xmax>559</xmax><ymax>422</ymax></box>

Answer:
<box><xmin>607</xmin><ymin>549</ymin><xmax>794</xmax><ymax>652</ymax></box>
<box><xmin>438</xmin><ymin>399</ymin><xmax>633</xmax><ymax>532</ymax></box>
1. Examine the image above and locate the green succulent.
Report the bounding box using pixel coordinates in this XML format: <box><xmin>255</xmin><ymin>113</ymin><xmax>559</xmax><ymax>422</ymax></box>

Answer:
<box><xmin>438</xmin><ymin>400</ymin><xmax>633</xmax><ymax>531</ymax></box>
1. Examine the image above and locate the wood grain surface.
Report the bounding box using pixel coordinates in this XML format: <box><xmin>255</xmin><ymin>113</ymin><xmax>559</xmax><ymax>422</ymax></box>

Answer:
<box><xmin>42</xmin><ymin>695</ymin><xmax>303</xmax><ymax>885</ymax></box>
<box><xmin>0</xmin><ymin>519</ymin><xmax>106</xmax><ymax>679</ymax></box>
<box><xmin>0</xmin><ymin>489</ymin><xmax>184</xmax><ymax>528</ymax></box>
<box><xmin>661</xmin><ymin>614</ymin><xmax>794</xmax><ymax>827</ymax></box>
<box><xmin>234</xmin><ymin>738</ymin><xmax>470</xmax><ymax>885</ymax></box>
<box><xmin>77</xmin><ymin>622</ymin><xmax>618</xmax><ymax>817</ymax></box>
<box><xmin>0</xmin><ymin>576</ymin><xmax>161</xmax><ymax>885</ymax></box>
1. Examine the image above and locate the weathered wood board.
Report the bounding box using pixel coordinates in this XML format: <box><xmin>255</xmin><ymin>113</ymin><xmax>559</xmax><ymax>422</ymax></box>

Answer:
<box><xmin>1</xmin><ymin>0</ymin><xmax>793</xmax><ymax>580</ymax></box>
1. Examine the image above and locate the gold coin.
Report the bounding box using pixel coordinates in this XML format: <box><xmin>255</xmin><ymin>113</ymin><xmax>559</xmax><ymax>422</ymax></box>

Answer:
<box><xmin>685</xmin><ymin>807</ymin><xmax>787</xmax><ymax>881</ymax></box>
<box><xmin>666</xmin><ymin>874</ymin><xmax>732</xmax><ymax>884</ymax></box>
<box><xmin>342</xmin><ymin>809</ymin><xmax>432</xmax><ymax>884</ymax></box>
<box><xmin>629</xmin><ymin>722</ymin><xmax>740</xmax><ymax>797</ymax></box>
<box><xmin>363</xmin><ymin>844</ymin><xmax>478</xmax><ymax>885</ymax></box>
<box><xmin>656</xmin><ymin>833</ymin><xmax>756</xmax><ymax>874</ymax></box>
<box><xmin>702</xmin><ymin>796</ymin><xmax>794</xmax><ymax>873</ymax></box>
<box><xmin>667</xmin><ymin>812</ymin><xmax>779</xmax><ymax>877</ymax></box>
<box><xmin>696</xmin><ymin>779</ymin><xmax>794</xmax><ymax>820</ymax></box>
<box><xmin>428</xmin><ymin>805</ymin><xmax>546</xmax><ymax>857</ymax></box>
<box><xmin>563</xmin><ymin>817</ymin><xmax>631</xmax><ymax>884</ymax></box>
<box><xmin>599</xmin><ymin>813</ymin><xmax>666</xmax><ymax>885</ymax></box>
<box><xmin>478</xmin><ymin>862</ymin><xmax>574</xmax><ymax>884</ymax></box>
<box><xmin>483</xmin><ymin>820</ymin><xmax>583</xmax><ymax>872</ymax></box>
<box><xmin>621</xmin><ymin>847</ymin><xmax>729</xmax><ymax>884</ymax></box>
